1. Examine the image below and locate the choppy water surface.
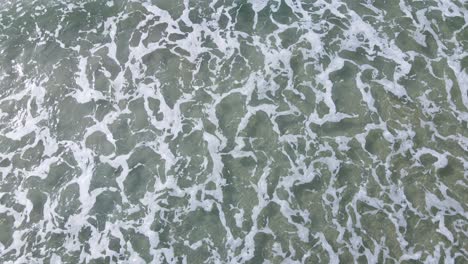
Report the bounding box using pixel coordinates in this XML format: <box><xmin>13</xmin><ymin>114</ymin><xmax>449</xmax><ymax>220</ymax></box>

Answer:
<box><xmin>0</xmin><ymin>0</ymin><xmax>467</xmax><ymax>263</ymax></box>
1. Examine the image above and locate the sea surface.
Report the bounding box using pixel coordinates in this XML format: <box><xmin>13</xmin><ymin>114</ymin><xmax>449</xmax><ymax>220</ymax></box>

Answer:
<box><xmin>0</xmin><ymin>0</ymin><xmax>467</xmax><ymax>263</ymax></box>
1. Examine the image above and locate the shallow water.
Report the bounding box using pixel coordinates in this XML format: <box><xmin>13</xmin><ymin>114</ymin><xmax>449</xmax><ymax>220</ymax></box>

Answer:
<box><xmin>0</xmin><ymin>0</ymin><xmax>467</xmax><ymax>263</ymax></box>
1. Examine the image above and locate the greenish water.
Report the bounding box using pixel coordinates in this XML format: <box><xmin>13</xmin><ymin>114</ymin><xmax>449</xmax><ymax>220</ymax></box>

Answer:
<box><xmin>0</xmin><ymin>0</ymin><xmax>467</xmax><ymax>263</ymax></box>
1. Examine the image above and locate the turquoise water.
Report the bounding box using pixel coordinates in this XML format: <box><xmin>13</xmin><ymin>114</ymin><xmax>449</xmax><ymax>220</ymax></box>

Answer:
<box><xmin>0</xmin><ymin>0</ymin><xmax>467</xmax><ymax>263</ymax></box>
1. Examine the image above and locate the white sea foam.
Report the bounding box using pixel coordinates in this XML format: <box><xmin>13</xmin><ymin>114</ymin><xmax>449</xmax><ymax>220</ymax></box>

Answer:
<box><xmin>0</xmin><ymin>0</ymin><xmax>466</xmax><ymax>263</ymax></box>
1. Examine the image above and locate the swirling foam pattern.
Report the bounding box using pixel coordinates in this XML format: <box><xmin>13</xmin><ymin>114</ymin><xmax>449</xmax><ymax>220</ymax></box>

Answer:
<box><xmin>0</xmin><ymin>0</ymin><xmax>467</xmax><ymax>263</ymax></box>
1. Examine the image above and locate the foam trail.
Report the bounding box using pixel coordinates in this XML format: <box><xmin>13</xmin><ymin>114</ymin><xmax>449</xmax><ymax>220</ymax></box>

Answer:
<box><xmin>0</xmin><ymin>0</ymin><xmax>466</xmax><ymax>263</ymax></box>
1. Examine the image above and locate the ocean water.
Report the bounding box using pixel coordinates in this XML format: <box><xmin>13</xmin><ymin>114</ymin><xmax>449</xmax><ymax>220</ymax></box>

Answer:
<box><xmin>0</xmin><ymin>0</ymin><xmax>467</xmax><ymax>263</ymax></box>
